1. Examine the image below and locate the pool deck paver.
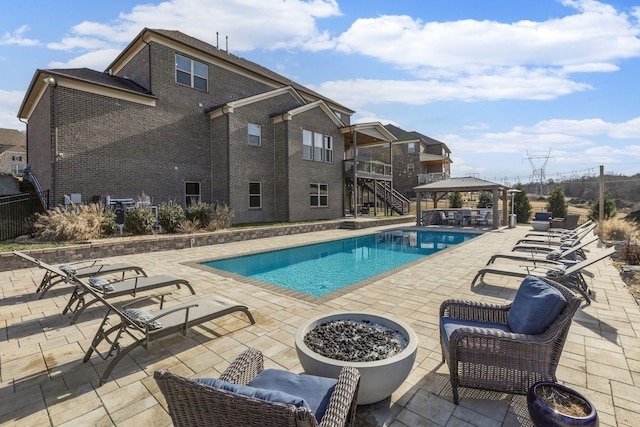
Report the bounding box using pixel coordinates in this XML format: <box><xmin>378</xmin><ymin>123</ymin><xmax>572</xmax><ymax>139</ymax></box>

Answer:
<box><xmin>1</xmin><ymin>222</ymin><xmax>639</xmax><ymax>426</ymax></box>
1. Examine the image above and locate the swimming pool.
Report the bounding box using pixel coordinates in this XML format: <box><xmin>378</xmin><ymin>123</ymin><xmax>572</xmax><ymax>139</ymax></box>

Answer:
<box><xmin>202</xmin><ymin>229</ymin><xmax>478</xmax><ymax>297</ymax></box>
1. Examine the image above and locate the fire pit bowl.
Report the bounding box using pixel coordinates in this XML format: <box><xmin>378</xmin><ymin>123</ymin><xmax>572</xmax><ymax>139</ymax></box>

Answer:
<box><xmin>294</xmin><ymin>312</ymin><xmax>418</xmax><ymax>405</ymax></box>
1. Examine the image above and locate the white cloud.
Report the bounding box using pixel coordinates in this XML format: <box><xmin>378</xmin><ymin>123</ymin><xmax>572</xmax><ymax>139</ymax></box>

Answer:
<box><xmin>0</xmin><ymin>25</ymin><xmax>40</xmax><ymax>46</ymax></box>
<box><xmin>48</xmin><ymin>48</ymin><xmax>124</xmax><ymax>71</ymax></box>
<box><xmin>0</xmin><ymin>89</ymin><xmax>27</xmax><ymax>130</ymax></box>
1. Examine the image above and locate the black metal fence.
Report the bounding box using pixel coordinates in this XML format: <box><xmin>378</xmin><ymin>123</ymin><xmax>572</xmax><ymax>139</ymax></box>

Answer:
<box><xmin>0</xmin><ymin>191</ymin><xmax>47</xmax><ymax>241</ymax></box>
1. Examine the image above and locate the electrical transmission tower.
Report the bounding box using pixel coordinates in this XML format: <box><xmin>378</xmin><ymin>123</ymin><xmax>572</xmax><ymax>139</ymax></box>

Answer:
<box><xmin>525</xmin><ymin>149</ymin><xmax>552</xmax><ymax>195</ymax></box>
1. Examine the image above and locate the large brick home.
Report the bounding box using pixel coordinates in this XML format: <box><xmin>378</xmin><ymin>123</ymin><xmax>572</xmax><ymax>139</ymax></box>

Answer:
<box><xmin>0</xmin><ymin>128</ymin><xmax>26</xmax><ymax>175</ymax></box>
<box><xmin>18</xmin><ymin>28</ymin><xmax>397</xmax><ymax>224</ymax></box>
<box><xmin>384</xmin><ymin>124</ymin><xmax>452</xmax><ymax>198</ymax></box>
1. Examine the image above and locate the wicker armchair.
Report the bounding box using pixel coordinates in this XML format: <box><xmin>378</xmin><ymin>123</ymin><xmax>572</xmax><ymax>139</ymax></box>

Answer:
<box><xmin>440</xmin><ymin>278</ymin><xmax>581</xmax><ymax>404</ymax></box>
<box><xmin>155</xmin><ymin>348</ymin><xmax>360</xmax><ymax>427</ymax></box>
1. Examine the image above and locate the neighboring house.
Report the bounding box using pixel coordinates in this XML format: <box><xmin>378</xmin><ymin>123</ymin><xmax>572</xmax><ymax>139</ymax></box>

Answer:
<box><xmin>18</xmin><ymin>28</ymin><xmax>395</xmax><ymax>223</ymax></box>
<box><xmin>0</xmin><ymin>128</ymin><xmax>27</xmax><ymax>175</ymax></box>
<box><xmin>384</xmin><ymin>124</ymin><xmax>451</xmax><ymax>198</ymax></box>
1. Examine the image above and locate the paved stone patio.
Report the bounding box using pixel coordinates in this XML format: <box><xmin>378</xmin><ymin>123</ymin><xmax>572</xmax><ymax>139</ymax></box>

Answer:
<box><xmin>1</xmin><ymin>222</ymin><xmax>638</xmax><ymax>426</ymax></box>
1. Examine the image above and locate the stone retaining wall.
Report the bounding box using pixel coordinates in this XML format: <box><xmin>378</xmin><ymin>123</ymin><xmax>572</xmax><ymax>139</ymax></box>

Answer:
<box><xmin>1</xmin><ymin>216</ymin><xmax>414</xmax><ymax>272</ymax></box>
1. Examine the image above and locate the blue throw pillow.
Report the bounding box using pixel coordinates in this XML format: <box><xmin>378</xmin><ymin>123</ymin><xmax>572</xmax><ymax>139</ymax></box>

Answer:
<box><xmin>195</xmin><ymin>376</ymin><xmax>310</xmax><ymax>411</ymax></box>
<box><xmin>248</xmin><ymin>369</ymin><xmax>337</xmax><ymax>423</ymax></box>
<box><xmin>507</xmin><ymin>276</ymin><xmax>567</xmax><ymax>335</ymax></box>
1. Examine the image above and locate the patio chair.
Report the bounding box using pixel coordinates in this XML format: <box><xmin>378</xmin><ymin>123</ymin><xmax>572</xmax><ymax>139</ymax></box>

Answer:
<box><xmin>472</xmin><ymin>246</ymin><xmax>617</xmax><ymax>304</ymax></box>
<box><xmin>486</xmin><ymin>236</ymin><xmax>598</xmax><ymax>266</ymax></box>
<box><xmin>13</xmin><ymin>250</ymin><xmax>146</xmax><ymax>298</ymax></box>
<box><xmin>79</xmin><ymin>275</ymin><xmax>255</xmax><ymax>385</ymax></box>
<box><xmin>440</xmin><ymin>277</ymin><xmax>581</xmax><ymax>404</ymax></box>
<box><xmin>513</xmin><ymin>222</ymin><xmax>596</xmax><ymax>247</ymax></box>
<box><xmin>475</xmin><ymin>210</ymin><xmax>490</xmax><ymax>226</ymax></box>
<box><xmin>154</xmin><ymin>348</ymin><xmax>360</xmax><ymax>427</ymax></box>
<box><xmin>63</xmin><ymin>273</ymin><xmax>196</xmax><ymax>324</ymax></box>
<box><xmin>550</xmin><ymin>213</ymin><xmax>581</xmax><ymax>230</ymax></box>
<box><xmin>525</xmin><ymin>220</ymin><xmax>594</xmax><ymax>238</ymax></box>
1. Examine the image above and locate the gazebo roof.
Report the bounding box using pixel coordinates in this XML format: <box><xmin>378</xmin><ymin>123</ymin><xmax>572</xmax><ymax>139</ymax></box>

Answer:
<box><xmin>414</xmin><ymin>177</ymin><xmax>509</xmax><ymax>193</ymax></box>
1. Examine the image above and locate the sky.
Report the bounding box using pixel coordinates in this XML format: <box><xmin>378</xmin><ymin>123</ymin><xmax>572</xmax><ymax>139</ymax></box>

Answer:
<box><xmin>1</xmin><ymin>0</ymin><xmax>640</xmax><ymax>185</ymax></box>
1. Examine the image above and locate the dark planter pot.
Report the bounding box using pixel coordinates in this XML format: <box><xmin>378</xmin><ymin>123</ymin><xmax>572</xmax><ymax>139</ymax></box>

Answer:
<box><xmin>527</xmin><ymin>382</ymin><xmax>598</xmax><ymax>427</ymax></box>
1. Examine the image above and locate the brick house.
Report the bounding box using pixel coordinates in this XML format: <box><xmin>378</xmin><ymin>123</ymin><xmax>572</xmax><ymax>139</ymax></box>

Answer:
<box><xmin>18</xmin><ymin>28</ymin><xmax>396</xmax><ymax>223</ymax></box>
<box><xmin>0</xmin><ymin>128</ymin><xmax>26</xmax><ymax>175</ymax></box>
<box><xmin>384</xmin><ymin>124</ymin><xmax>452</xmax><ymax>198</ymax></box>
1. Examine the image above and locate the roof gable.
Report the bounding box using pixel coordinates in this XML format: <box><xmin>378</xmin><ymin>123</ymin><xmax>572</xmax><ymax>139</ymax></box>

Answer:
<box><xmin>207</xmin><ymin>86</ymin><xmax>306</xmax><ymax>119</ymax></box>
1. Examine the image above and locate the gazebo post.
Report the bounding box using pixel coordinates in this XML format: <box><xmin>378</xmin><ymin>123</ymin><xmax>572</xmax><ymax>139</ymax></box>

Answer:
<box><xmin>492</xmin><ymin>190</ymin><xmax>499</xmax><ymax>229</ymax></box>
<box><xmin>415</xmin><ymin>191</ymin><xmax>422</xmax><ymax>225</ymax></box>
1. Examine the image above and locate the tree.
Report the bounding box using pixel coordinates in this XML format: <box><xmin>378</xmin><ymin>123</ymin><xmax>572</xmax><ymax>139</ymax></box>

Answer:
<box><xmin>477</xmin><ymin>192</ymin><xmax>492</xmax><ymax>208</ymax></box>
<box><xmin>449</xmin><ymin>191</ymin><xmax>463</xmax><ymax>208</ymax></box>
<box><xmin>512</xmin><ymin>184</ymin><xmax>532</xmax><ymax>223</ymax></box>
<box><xmin>588</xmin><ymin>198</ymin><xmax>616</xmax><ymax>221</ymax></box>
<box><xmin>546</xmin><ymin>186</ymin><xmax>568</xmax><ymax>218</ymax></box>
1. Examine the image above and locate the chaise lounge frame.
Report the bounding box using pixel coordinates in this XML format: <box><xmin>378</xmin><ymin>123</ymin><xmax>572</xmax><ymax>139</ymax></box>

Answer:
<box><xmin>77</xmin><ymin>275</ymin><xmax>255</xmax><ymax>385</ymax></box>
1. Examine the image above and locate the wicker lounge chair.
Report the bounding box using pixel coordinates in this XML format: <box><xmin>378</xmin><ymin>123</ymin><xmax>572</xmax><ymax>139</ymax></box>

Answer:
<box><xmin>154</xmin><ymin>348</ymin><xmax>360</xmax><ymax>427</ymax></box>
<box><xmin>13</xmin><ymin>250</ymin><xmax>146</xmax><ymax>298</ymax></box>
<box><xmin>550</xmin><ymin>213</ymin><xmax>581</xmax><ymax>230</ymax></box>
<box><xmin>440</xmin><ymin>277</ymin><xmax>581</xmax><ymax>404</ymax></box>
<box><xmin>472</xmin><ymin>246</ymin><xmax>617</xmax><ymax>304</ymax></box>
<box><xmin>79</xmin><ymin>276</ymin><xmax>255</xmax><ymax>385</ymax></box>
<box><xmin>486</xmin><ymin>236</ymin><xmax>598</xmax><ymax>266</ymax></box>
<box><xmin>63</xmin><ymin>273</ymin><xmax>195</xmax><ymax>324</ymax></box>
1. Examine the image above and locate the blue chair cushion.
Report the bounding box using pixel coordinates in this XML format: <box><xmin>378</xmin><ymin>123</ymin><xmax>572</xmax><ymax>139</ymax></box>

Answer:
<box><xmin>440</xmin><ymin>318</ymin><xmax>511</xmax><ymax>349</ymax></box>
<box><xmin>195</xmin><ymin>376</ymin><xmax>311</xmax><ymax>412</ymax></box>
<box><xmin>533</xmin><ymin>212</ymin><xmax>552</xmax><ymax>221</ymax></box>
<box><xmin>507</xmin><ymin>276</ymin><xmax>567</xmax><ymax>335</ymax></box>
<box><xmin>248</xmin><ymin>369</ymin><xmax>337</xmax><ymax>423</ymax></box>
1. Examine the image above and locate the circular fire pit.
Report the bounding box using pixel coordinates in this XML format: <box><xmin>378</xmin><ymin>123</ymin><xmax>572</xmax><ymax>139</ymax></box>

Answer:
<box><xmin>294</xmin><ymin>312</ymin><xmax>418</xmax><ymax>405</ymax></box>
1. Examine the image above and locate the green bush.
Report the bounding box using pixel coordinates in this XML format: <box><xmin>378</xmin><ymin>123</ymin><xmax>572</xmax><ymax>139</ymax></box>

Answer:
<box><xmin>448</xmin><ymin>192</ymin><xmax>463</xmax><ymax>208</ymax></box>
<box><xmin>33</xmin><ymin>203</ymin><xmax>104</xmax><ymax>242</ymax></box>
<box><xmin>477</xmin><ymin>192</ymin><xmax>492</xmax><ymax>208</ymax></box>
<box><xmin>588</xmin><ymin>198</ymin><xmax>616</xmax><ymax>221</ymax></box>
<box><xmin>546</xmin><ymin>186</ymin><xmax>568</xmax><ymax>218</ymax></box>
<box><xmin>185</xmin><ymin>202</ymin><xmax>212</xmax><ymax>227</ymax></box>
<box><xmin>124</xmin><ymin>207</ymin><xmax>155</xmax><ymax>235</ymax></box>
<box><xmin>512</xmin><ymin>184</ymin><xmax>532</xmax><ymax>223</ymax></box>
<box><xmin>158</xmin><ymin>200</ymin><xmax>185</xmax><ymax>233</ymax></box>
<box><xmin>101</xmin><ymin>209</ymin><xmax>118</xmax><ymax>236</ymax></box>
<box><xmin>207</xmin><ymin>202</ymin><xmax>235</xmax><ymax>231</ymax></box>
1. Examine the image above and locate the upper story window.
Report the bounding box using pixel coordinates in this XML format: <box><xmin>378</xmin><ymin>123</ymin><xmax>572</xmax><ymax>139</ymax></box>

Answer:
<box><xmin>407</xmin><ymin>142</ymin><xmax>416</xmax><ymax>154</ymax></box>
<box><xmin>248</xmin><ymin>123</ymin><xmax>261</xmax><ymax>146</ymax></box>
<box><xmin>303</xmin><ymin>129</ymin><xmax>333</xmax><ymax>163</ymax></box>
<box><xmin>310</xmin><ymin>183</ymin><xmax>328</xmax><ymax>207</ymax></box>
<box><xmin>176</xmin><ymin>54</ymin><xmax>208</xmax><ymax>91</ymax></box>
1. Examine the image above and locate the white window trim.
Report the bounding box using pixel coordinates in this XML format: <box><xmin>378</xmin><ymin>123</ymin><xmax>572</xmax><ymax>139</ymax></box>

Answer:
<box><xmin>248</xmin><ymin>123</ymin><xmax>261</xmax><ymax>146</ymax></box>
<box><xmin>175</xmin><ymin>54</ymin><xmax>208</xmax><ymax>91</ymax></box>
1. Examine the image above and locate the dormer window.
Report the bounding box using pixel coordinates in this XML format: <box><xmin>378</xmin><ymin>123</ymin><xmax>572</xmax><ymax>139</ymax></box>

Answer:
<box><xmin>176</xmin><ymin>54</ymin><xmax>208</xmax><ymax>91</ymax></box>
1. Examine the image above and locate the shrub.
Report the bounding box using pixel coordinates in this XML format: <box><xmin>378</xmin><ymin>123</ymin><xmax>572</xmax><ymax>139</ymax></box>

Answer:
<box><xmin>598</xmin><ymin>217</ymin><xmax>639</xmax><ymax>243</ymax></box>
<box><xmin>158</xmin><ymin>200</ymin><xmax>185</xmax><ymax>233</ymax></box>
<box><xmin>101</xmin><ymin>209</ymin><xmax>118</xmax><ymax>236</ymax></box>
<box><xmin>207</xmin><ymin>202</ymin><xmax>235</xmax><ymax>231</ymax></box>
<box><xmin>185</xmin><ymin>202</ymin><xmax>212</xmax><ymax>227</ymax></box>
<box><xmin>546</xmin><ymin>186</ymin><xmax>568</xmax><ymax>218</ymax></box>
<box><xmin>124</xmin><ymin>207</ymin><xmax>155</xmax><ymax>235</ymax></box>
<box><xmin>620</xmin><ymin>242</ymin><xmax>640</xmax><ymax>265</ymax></box>
<box><xmin>512</xmin><ymin>184</ymin><xmax>532</xmax><ymax>223</ymax></box>
<box><xmin>588</xmin><ymin>198</ymin><xmax>616</xmax><ymax>221</ymax></box>
<box><xmin>448</xmin><ymin>192</ymin><xmax>463</xmax><ymax>208</ymax></box>
<box><xmin>33</xmin><ymin>203</ymin><xmax>104</xmax><ymax>242</ymax></box>
<box><xmin>177</xmin><ymin>219</ymin><xmax>200</xmax><ymax>234</ymax></box>
<box><xmin>477</xmin><ymin>192</ymin><xmax>492</xmax><ymax>208</ymax></box>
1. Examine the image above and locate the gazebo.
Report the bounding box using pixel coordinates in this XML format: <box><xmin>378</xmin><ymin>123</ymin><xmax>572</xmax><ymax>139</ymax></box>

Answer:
<box><xmin>413</xmin><ymin>177</ymin><xmax>511</xmax><ymax>229</ymax></box>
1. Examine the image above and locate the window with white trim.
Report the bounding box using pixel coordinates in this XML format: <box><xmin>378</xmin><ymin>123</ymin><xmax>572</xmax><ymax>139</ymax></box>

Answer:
<box><xmin>324</xmin><ymin>136</ymin><xmax>333</xmax><ymax>163</ymax></box>
<box><xmin>408</xmin><ymin>142</ymin><xmax>416</xmax><ymax>153</ymax></box>
<box><xmin>185</xmin><ymin>182</ymin><xmax>201</xmax><ymax>206</ymax></box>
<box><xmin>310</xmin><ymin>183</ymin><xmax>328</xmax><ymax>207</ymax></box>
<box><xmin>303</xmin><ymin>129</ymin><xmax>333</xmax><ymax>163</ymax></box>
<box><xmin>248</xmin><ymin>123</ymin><xmax>261</xmax><ymax>146</ymax></box>
<box><xmin>249</xmin><ymin>182</ymin><xmax>262</xmax><ymax>208</ymax></box>
<box><xmin>176</xmin><ymin>54</ymin><xmax>208</xmax><ymax>91</ymax></box>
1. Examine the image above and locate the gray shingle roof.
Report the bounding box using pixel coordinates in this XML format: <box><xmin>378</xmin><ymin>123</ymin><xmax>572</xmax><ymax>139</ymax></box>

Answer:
<box><xmin>414</xmin><ymin>177</ymin><xmax>508</xmax><ymax>192</ymax></box>
<box><xmin>44</xmin><ymin>68</ymin><xmax>153</xmax><ymax>96</ymax></box>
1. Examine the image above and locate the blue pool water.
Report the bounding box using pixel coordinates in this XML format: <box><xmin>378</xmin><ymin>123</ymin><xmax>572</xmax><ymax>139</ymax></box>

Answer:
<box><xmin>203</xmin><ymin>229</ymin><xmax>478</xmax><ymax>297</ymax></box>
